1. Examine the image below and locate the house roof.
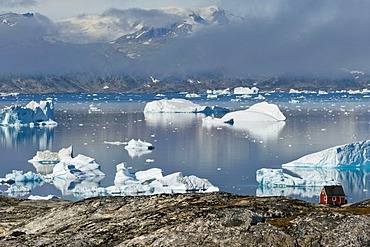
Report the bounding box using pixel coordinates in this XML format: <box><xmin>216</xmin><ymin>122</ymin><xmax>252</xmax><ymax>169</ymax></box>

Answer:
<box><xmin>323</xmin><ymin>185</ymin><xmax>345</xmax><ymax>196</ymax></box>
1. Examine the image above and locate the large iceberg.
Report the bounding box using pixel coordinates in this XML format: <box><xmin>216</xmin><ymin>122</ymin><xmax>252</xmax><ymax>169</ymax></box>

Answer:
<box><xmin>143</xmin><ymin>98</ymin><xmax>229</xmax><ymax>114</ymax></box>
<box><xmin>0</xmin><ymin>99</ymin><xmax>57</xmax><ymax>126</ymax></box>
<box><xmin>221</xmin><ymin>102</ymin><xmax>286</xmax><ymax>122</ymax></box>
<box><xmin>202</xmin><ymin>102</ymin><xmax>286</xmax><ymax>127</ymax></box>
<box><xmin>282</xmin><ymin>140</ymin><xmax>370</xmax><ymax>168</ymax></box>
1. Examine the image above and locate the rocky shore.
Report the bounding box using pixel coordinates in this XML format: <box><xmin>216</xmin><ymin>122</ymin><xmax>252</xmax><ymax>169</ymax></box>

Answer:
<box><xmin>0</xmin><ymin>192</ymin><xmax>369</xmax><ymax>246</ymax></box>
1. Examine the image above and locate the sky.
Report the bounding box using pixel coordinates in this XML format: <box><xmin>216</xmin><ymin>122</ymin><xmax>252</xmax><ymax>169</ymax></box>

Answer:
<box><xmin>1</xmin><ymin>0</ymin><xmax>370</xmax><ymax>77</ymax></box>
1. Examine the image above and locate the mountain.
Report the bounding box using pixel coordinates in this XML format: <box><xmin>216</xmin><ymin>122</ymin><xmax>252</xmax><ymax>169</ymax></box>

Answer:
<box><xmin>54</xmin><ymin>6</ymin><xmax>243</xmax><ymax>60</ymax></box>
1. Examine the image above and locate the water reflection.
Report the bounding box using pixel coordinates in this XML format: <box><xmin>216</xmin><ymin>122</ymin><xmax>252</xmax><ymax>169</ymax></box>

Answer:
<box><xmin>226</xmin><ymin>121</ymin><xmax>286</xmax><ymax>141</ymax></box>
<box><xmin>0</xmin><ymin>126</ymin><xmax>54</xmax><ymax>150</ymax></box>
<box><xmin>144</xmin><ymin>112</ymin><xmax>204</xmax><ymax>128</ymax></box>
<box><xmin>52</xmin><ymin>176</ymin><xmax>104</xmax><ymax>198</ymax></box>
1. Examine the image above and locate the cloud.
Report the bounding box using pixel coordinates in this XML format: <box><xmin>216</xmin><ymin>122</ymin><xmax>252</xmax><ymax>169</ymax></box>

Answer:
<box><xmin>144</xmin><ymin>0</ymin><xmax>370</xmax><ymax>76</ymax></box>
<box><xmin>0</xmin><ymin>0</ymin><xmax>36</xmax><ymax>7</ymax></box>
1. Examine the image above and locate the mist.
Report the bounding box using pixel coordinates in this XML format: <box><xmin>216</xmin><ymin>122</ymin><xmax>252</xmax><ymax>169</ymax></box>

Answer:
<box><xmin>148</xmin><ymin>0</ymin><xmax>370</xmax><ymax>77</ymax></box>
<box><xmin>2</xmin><ymin>1</ymin><xmax>370</xmax><ymax>78</ymax></box>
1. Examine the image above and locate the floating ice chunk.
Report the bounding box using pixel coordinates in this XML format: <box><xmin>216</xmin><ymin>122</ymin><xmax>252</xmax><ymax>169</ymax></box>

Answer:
<box><xmin>125</xmin><ymin>139</ymin><xmax>154</xmax><ymax>158</ymax></box>
<box><xmin>28</xmin><ymin>195</ymin><xmax>59</xmax><ymax>200</ymax></box>
<box><xmin>135</xmin><ymin>168</ymin><xmax>163</xmax><ymax>183</ymax></box>
<box><xmin>233</xmin><ymin>86</ymin><xmax>259</xmax><ymax>95</ymax></box>
<box><xmin>220</xmin><ymin>102</ymin><xmax>286</xmax><ymax>123</ymax></box>
<box><xmin>282</xmin><ymin>140</ymin><xmax>370</xmax><ymax>167</ymax></box>
<box><xmin>125</xmin><ymin>139</ymin><xmax>154</xmax><ymax>150</ymax></box>
<box><xmin>144</xmin><ymin>98</ymin><xmax>205</xmax><ymax>113</ymax></box>
<box><xmin>114</xmin><ymin>163</ymin><xmax>136</xmax><ymax>186</ymax></box>
<box><xmin>28</xmin><ymin>146</ymin><xmax>73</xmax><ymax>165</ymax></box>
<box><xmin>2</xmin><ymin>170</ymin><xmax>44</xmax><ymax>197</ymax></box>
<box><xmin>2</xmin><ymin>170</ymin><xmax>44</xmax><ymax>184</ymax></box>
<box><xmin>50</xmin><ymin>154</ymin><xmax>105</xmax><ymax>180</ymax></box>
<box><xmin>143</xmin><ymin>98</ymin><xmax>229</xmax><ymax>114</ymax></box>
<box><xmin>185</xmin><ymin>93</ymin><xmax>201</xmax><ymax>98</ymax></box>
<box><xmin>0</xmin><ymin>99</ymin><xmax>57</xmax><ymax>126</ymax></box>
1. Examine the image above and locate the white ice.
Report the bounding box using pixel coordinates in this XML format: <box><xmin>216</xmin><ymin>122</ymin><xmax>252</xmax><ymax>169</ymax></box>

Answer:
<box><xmin>28</xmin><ymin>146</ymin><xmax>73</xmax><ymax>165</ymax></box>
<box><xmin>144</xmin><ymin>98</ymin><xmax>205</xmax><ymax>113</ymax></box>
<box><xmin>282</xmin><ymin>140</ymin><xmax>370</xmax><ymax>168</ymax></box>
<box><xmin>1</xmin><ymin>170</ymin><xmax>44</xmax><ymax>184</ymax></box>
<box><xmin>143</xmin><ymin>98</ymin><xmax>229</xmax><ymax>114</ymax></box>
<box><xmin>233</xmin><ymin>86</ymin><xmax>259</xmax><ymax>95</ymax></box>
<box><xmin>28</xmin><ymin>195</ymin><xmax>59</xmax><ymax>200</ymax></box>
<box><xmin>0</xmin><ymin>99</ymin><xmax>57</xmax><ymax>126</ymax></box>
<box><xmin>124</xmin><ymin>139</ymin><xmax>154</xmax><ymax>158</ymax></box>
<box><xmin>107</xmin><ymin>163</ymin><xmax>219</xmax><ymax>196</ymax></box>
<box><xmin>203</xmin><ymin>102</ymin><xmax>286</xmax><ymax>127</ymax></box>
<box><xmin>49</xmin><ymin>154</ymin><xmax>105</xmax><ymax>180</ymax></box>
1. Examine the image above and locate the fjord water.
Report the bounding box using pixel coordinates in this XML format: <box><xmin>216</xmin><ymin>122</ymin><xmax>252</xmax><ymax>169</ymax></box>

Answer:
<box><xmin>0</xmin><ymin>92</ymin><xmax>369</xmax><ymax>202</ymax></box>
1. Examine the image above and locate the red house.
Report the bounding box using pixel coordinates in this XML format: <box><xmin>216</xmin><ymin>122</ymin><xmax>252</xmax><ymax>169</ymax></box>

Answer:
<box><xmin>320</xmin><ymin>185</ymin><xmax>347</xmax><ymax>206</ymax></box>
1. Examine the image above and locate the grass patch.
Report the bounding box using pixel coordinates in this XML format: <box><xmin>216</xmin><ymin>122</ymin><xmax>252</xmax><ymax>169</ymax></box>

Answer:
<box><xmin>266</xmin><ymin>216</ymin><xmax>298</xmax><ymax>228</ymax></box>
<box><xmin>334</xmin><ymin>207</ymin><xmax>370</xmax><ymax>215</ymax></box>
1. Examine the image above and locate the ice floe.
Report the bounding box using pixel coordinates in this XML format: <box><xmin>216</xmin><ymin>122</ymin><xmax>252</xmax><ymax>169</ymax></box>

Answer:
<box><xmin>124</xmin><ymin>139</ymin><xmax>154</xmax><ymax>158</ymax></box>
<box><xmin>0</xmin><ymin>99</ymin><xmax>57</xmax><ymax>126</ymax></box>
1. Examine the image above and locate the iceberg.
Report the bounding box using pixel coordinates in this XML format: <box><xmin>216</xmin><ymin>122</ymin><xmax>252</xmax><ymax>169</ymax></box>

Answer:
<box><xmin>282</xmin><ymin>140</ymin><xmax>370</xmax><ymax>168</ymax></box>
<box><xmin>28</xmin><ymin>146</ymin><xmax>73</xmax><ymax>165</ymax></box>
<box><xmin>108</xmin><ymin>163</ymin><xmax>219</xmax><ymax>196</ymax></box>
<box><xmin>144</xmin><ymin>98</ymin><xmax>205</xmax><ymax>113</ymax></box>
<box><xmin>49</xmin><ymin>154</ymin><xmax>105</xmax><ymax>180</ymax></box>
<box><xmin>1</xmin><ymin>170</ymin><xmax>44</xmax><ymax>184</ymax></box>
<box><xmin>143</xmin><ymin>98</ymin><xmax>229</xmax><ymax>114</ymax></box>
<box><xmin>124</xmin><ymin>139</ymin><xmax>154</xmax><ymax>158</ymax></box>
<box><xmin>233</xmin><ymin>86</ymin><xmax>259</xmax><ymax>95</ymax></box>
<box><xmin>28</xmin><ymin>195</ymin><xmax>59</xmax><ymax>200</ymax></box>
<box><xmin>203</xmin><ymin>102</ymin><xmax>286</xmax><ymax>127</ymax></box>
<box><xmin>1</xmin><ymin>170</ymin><xmax>45</xmax><ymax>197</ymax></box>
<box><xmin>221</xmin><ymin>102</ymin><xmax>286</xmax><ymax>122</ymax></box>
<box><xmin>0</xmin><ymin>99</ymin><xmax>57</xmax><ymax>126</ymax></box>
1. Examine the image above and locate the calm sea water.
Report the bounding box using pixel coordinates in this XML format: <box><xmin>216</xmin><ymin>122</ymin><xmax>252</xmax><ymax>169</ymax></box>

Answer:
<box><xmin>0</xmin><ymin>92</ymin><xmax>369</xmax><ymax>203</ymax></box>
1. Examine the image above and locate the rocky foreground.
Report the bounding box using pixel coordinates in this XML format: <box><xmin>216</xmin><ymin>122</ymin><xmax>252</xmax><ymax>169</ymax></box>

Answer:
<box><xmin>0</xmin><ymin>192</ymin><xmax>369</xmax><ymax>246</ymax></box>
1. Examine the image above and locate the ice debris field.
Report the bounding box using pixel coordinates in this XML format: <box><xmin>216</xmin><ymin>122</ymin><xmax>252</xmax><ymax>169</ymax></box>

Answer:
<box><xmin>1</xmin><ymin>145</ymin><xmax>218</xmax><ymax>199</ymax></box>
<box><xmin>1</xmin><ymin>89</ymin><xmax>370</xmax><ymax>202</ymax></box>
